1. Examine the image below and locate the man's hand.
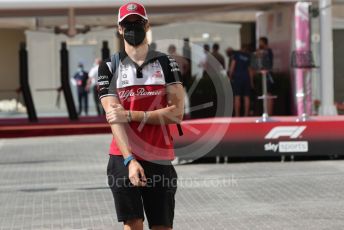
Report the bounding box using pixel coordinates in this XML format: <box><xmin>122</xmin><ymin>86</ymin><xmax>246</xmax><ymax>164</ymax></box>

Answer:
<box><xmin>106</xmin><ymin>104</ymin><xmax>127</xmax><ymax>124</ymax></box>
<box><xmin>163</xmin><ymin>105</ymin><xmax>176</xmax><ymax>113</ymax></box>
<box><xmin>128</xmin><ymin>159</ymin><xmax>147</xmax><ymax>187</ymax></box>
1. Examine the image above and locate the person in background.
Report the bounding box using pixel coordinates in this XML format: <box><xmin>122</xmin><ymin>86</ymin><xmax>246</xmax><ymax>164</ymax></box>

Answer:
<box><xmin>258</xmin><ymin>36</ymin><xmax>274</xmax><ymax>115</ymax></box>
<box><xmin>226</xmin><ymin>47</ymin><xmax>236</xmax><ymax>77</ymax></box>
<box><xmin>73</xmin><ymin>63</ymin><xmax>89</xmax><ymax>116</ymax></box>
<box><xmin>211</xmin><ymin>43</ymin><xmax>225</xmax><ymax>69</ymax></box>
<box><xmin>88</xmin><ymin>58</ymin><xmax>103</xmax><ymax>116</ymax></box>
<box><xmin>258</xmin><ymin>37</ymin><xmax>273</xmax><ymax>68</ymax></box>
<box><xmin>198</xmin><ymin>44</ymin><xmax>210</xmax><ymax>77</ymax></box>
<box><xmin>229</xmin><ymin>45</ymin><xmax>252</xmax><ymax>117</ymax></box>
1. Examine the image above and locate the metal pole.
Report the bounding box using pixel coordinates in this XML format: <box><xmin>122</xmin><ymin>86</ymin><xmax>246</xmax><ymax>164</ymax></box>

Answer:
<box><xmin>319</xmin><ymin>0</ymin><xmax>337</xmax><ymax>115</ymax></box>
<box><xmin>256</xmin><ymin>70</ymin><xmax>272</xmax><ymax>123</ymax></box>
<box><xmin>19</xmin><ymin>42</ymin><xmax>38</xmax><ymax>122</ymax></box>
<box><xmin>101</xmin><ymin>41</ymin><xmax>110</xmax><ymax>61</ymax></box>
<box><xmin>60</xmin><ymin>42</ymin><xmax>78</xmax><ymax>120</ymax></box>
<box><xmin>262</xmin><ymin>71</ymin><xmax>269</xmax><ymax>120</ymax></box>
<box><xmin>297</xmin><ymin>69</ymin><xmax>308</xmax><ymax>122</ymax></box>
<box><xmin>306</xmin><ymin>69</ymin><xmax>313</xmax><ymax>116</ymax></box>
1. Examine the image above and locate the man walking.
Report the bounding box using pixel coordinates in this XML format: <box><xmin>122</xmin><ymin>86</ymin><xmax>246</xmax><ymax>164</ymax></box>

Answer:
<box><xmin>97</xmin><ymin>2</ymin><xmax>184</xmax><ymax>230</ymax></box>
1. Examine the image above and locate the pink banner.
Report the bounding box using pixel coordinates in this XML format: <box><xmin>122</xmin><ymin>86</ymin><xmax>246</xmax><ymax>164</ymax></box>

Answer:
<box><xmin>295</xmin><ymin>2</ymin><xmax>312</xmax><ymax>116</ymax></box>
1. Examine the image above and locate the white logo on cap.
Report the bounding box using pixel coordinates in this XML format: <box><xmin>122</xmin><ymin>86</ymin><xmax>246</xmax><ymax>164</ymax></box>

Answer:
<box><xmin>127</xmin><ymin>4</ymin><xmax>138</xmax><ymax>11</ymax></box>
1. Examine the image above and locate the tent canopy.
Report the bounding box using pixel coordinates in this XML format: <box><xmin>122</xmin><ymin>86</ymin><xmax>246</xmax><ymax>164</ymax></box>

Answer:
<box><xmin>0</xmin><ymin>0</ymin><xmax>299</xmax><ymax>28</ymax></box>
<box><xmin>0</xmin><ymin>0</ymin><xmax>344</xmax><ymax>28</ymax></box>
<box><xmin>0</xmin><ymin>0</ymin><xmax>299</xmax><ymax>9</ymax></box>
<box><xmin>0</xmin><ymin>0</ymin><xmax>296</xmax><ymax>19</ymax></box>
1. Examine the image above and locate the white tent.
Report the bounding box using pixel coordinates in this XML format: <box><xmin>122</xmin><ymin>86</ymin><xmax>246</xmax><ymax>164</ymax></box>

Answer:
<box><xmin>0</xmin><ymin>0</ymin><xmax>340</xmax><ymax>115</ymax></box>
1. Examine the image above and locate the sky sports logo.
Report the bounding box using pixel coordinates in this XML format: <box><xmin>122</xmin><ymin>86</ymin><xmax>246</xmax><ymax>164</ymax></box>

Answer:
<box><xmin>264</xmin><ymin>126</ymin><xmax>308</xmax><ymax>153</ymax></box>
<box><xmin>265</xmin><ymin>141</ymin><xmax>309</xmax><ymax>153</ymax></box>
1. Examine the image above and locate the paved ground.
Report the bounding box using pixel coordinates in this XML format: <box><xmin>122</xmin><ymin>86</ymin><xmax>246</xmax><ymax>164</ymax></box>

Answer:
<box><xmin>0</xmin><ymin>135</ymin><xmax>344</xmax><ymax>230</ymax></box>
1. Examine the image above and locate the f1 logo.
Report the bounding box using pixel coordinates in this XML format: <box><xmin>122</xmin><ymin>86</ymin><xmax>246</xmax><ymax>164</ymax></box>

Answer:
<box><xmin>265</xmin><ymin>126</ymin><xmax>306</xmax><ymax>139</ymax></box>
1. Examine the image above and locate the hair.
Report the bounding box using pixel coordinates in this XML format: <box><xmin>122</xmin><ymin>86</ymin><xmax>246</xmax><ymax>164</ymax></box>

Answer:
<box><xmin>241</xmin><ymin>44</ymin><xmax>251</xmax><ymax>52</ymax></box>
<box><xmin>168</xmin><ymin>44</ymin><xmax>176</xmax><ymax>54</ymax></box>
<box><xmin>95</xmin><ymin>58</ymin><xmax>102</xmax><ymax>65</ymax></box>
<box><xmin>119</xmin><ymin>18</ymin><xmax>148</xmax><ymax>27</ymax></box>
<box><xmin>203</xmin><ymin>44</ymin><xmax>210</xmax><ymax>51</ymax></box>
<box><xmin>259</xmin><ymin>37</ymin><xmax>269</xmax><ymax>45</ymax></box>
<box><xmin>212</xmin><ymin>43</ymin><xmax>220</xmax><ymax>51</ymax></box>
<box><xmin>150</xmin><ymin>42</ymin><xmax>157</xmax><ymax>51</ymax></box>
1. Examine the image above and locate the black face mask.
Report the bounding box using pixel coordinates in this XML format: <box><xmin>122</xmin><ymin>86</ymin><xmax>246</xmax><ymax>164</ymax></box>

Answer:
<box><xmin>123</xmin><ymin>23</ymin><xmax>146</xmax><ymax>47</ymax></box>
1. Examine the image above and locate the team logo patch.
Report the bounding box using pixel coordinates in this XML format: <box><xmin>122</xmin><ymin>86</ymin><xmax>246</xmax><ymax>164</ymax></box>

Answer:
<box><xmin>168</xmin><ymin>56</ymin><xmax>180</xmax><ymax>72</ymax></box>
<box><xmin>151</xmin><ymin>61</ymin><xmax>160</xmax><ymax>68</ymax></box>
<box><xmin>153</xmin><ymin>70</ymin><xmax>162</xmax><ymax>78</ymax></box>
<box><xmin>127</xmin><ymin>4</ymin><xmax>137</xmax><ymax>11</ymax></box>
<box><xmin>170</xmin><ymin>63</ymin><xmax>179</xmax><ymax>69</ymax></box>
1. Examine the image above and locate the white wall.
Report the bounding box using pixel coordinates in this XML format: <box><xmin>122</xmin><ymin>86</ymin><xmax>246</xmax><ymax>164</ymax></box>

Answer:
<box><xmin>26</xmin><ymin>29</ymin><xmax>117</xmax><ymax>115</ymax></box>
<box><xmin>256</xmin><ymin>6</ymin><xmax>294</xmax><ymax>73</ymax></box>
<box><xmin>0</xmin><ymin>29</ymin><xmax>25</xmax><ymax>101</ymax></box>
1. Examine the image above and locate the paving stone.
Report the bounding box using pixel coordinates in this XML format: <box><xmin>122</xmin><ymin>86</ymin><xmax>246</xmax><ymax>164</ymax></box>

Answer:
<box><xmin>0</xmin><ymin>135</ymin><xmax>344</xmax><ymax>229</ymax></box>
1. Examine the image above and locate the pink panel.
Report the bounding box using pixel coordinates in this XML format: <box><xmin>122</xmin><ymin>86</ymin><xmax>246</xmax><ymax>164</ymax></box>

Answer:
<box><xmin>295</xmin><ymin>2</ymin><xmax>312</xmax><ymax>116</ymax></box>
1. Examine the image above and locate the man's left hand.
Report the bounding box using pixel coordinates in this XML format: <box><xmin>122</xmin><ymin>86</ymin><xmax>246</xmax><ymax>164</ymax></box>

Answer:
<box><xmin>106</xmin><ymin>104</ymin><xmax>128</xmax><ymax>124</ymax></box>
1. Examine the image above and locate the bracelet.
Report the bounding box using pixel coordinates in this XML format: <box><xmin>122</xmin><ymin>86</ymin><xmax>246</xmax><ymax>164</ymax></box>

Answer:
<box><xmin>127</xmin><ymin>110</ymin><xmax>132</xmax><ymax>123</ymax></box>
<box><xmin>124</xmin><ymin>155</ymin><xmax>135</xmax><ymax>167</ymax></box>
<box><xmin>143</xmin><ymin>111</ymin><xmax>148</xmax><ymax>123</ymax></box>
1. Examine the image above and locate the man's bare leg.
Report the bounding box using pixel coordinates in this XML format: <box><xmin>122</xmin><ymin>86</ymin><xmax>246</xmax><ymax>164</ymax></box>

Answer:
<box><xmin>234</xmin><ymin>96</ymin><xmax>241</xmax><ymax>117</ymax></box>
<box><xmin>244</xmin><ymin>96</ymin><xmax>250</xmax><ymax>117</ymax></box>
<box><xmin>151</xmin><ymin>226</ymin><xmax>172</xmax><ymax>230</ymax></box>
<box><xmin>124</xmin><ymin>219</ymin><xmax>143</xmax><ymax>230</ymax></box>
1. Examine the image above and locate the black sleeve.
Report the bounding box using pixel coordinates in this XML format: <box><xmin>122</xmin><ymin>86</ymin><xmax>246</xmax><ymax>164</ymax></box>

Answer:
<box><xmin>97</xmin><ymin>60</ymin><xmax>117</xmax><ymax>99</ymax></box>
<box><xmin>233</xmin><ymin>52</ymin><xmax>238</xmax><ymax>62</ymax></box>
<box><xmin>268</xmin><ymin>49</ymin><xmax>274</xmax><ymax>69</ymax></box>
<box><xmin>83</xmin><ymin>71</ymin><xmax>89</xmax><ymax>83</ymax></box>
<box><xmin>164</xmin><ymin>55</ymin><xmax>183</xmax><ymax>86</ymax></box>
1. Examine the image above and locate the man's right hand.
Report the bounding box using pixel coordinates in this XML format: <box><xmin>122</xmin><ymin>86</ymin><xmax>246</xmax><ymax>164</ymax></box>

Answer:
<box><xmin>128</xmin><ymin>159</ymin><xmax>147</xmax><ymax>187</ymax></box>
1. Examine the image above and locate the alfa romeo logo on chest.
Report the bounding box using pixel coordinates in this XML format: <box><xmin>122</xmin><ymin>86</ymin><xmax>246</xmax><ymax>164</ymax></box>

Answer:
<box><xmin>127</xmin><ymin>4</ymin><xmax>137</xmax><ymax>11</ymax></box>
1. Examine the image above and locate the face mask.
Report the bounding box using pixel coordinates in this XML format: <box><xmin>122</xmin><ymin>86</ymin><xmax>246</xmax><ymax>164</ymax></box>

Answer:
<box><xmin>78</xmin><ymin>67</ymin><xmax>83</xmax><ymax>72</ymax></box>
<box><xmin>123</xmin><ymin>24</ymin><xmax>146</xmax><ymax>46</ymax></box>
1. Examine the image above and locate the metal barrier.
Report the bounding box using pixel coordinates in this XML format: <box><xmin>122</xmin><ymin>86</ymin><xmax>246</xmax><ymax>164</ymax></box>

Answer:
<box><xmin>251</xmin><ymin>50</ymin><xmax>277</xmax><ymax>122</ymax></box>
